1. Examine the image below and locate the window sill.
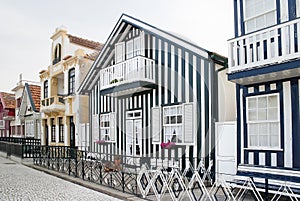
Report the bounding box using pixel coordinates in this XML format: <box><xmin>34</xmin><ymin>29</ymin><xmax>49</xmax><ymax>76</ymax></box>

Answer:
<box><xmin>244</xmin><ymin>148</ymin><xmax>283</xmax><ymax>151</ymax></box>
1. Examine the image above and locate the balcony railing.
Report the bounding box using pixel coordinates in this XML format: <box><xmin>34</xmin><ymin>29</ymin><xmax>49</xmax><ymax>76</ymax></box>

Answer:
<box><xmin>41</xmin><ymin>96</ymin><xmax>65</xmax><ymax>113</ymax></box>
<box><xmin>100</xmin><ymin>56</ymin><xmax>155</xmax><ymax>90</ymax></box>
<box><xmin>228</xmin><ymin>18</ymin><xmax>300</xmax><ymax>74</ymax></box>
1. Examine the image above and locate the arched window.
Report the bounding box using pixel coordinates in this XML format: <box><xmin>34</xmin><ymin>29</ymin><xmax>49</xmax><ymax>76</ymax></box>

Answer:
<box><xmin>44</xmin><ymin>80</ymin><xmax>48</xmax><ymax>99</ymax></box>
<box><xmin>68</xmin><ymin>68</ymin><xmax>75</xmax><ymax>95</ymax></box>
<box><xmin>53</xmin><ymin>44</ymin><xmax>61</xmax><ymax>65</ymax></box>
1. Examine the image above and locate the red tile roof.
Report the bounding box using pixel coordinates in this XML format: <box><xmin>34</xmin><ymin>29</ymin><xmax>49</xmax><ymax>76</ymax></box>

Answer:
<box><xmin>67</xmin><ymin>34</ymin><xmax>103</xmax><ymax>51</ymax></box>
<box><xmin>84</xmin><ymin>51</ymin><xmax>100</xmax><ymax>61</ymax></box>
<box><xmin>28</xmin><ymin>85</ymin><xmax>41</xmax><ymax>112</ymax></box>
<box><xmin>0</xmin><ymin>92</ymin><xmax>15</xmax><ymax>109</ymax></box>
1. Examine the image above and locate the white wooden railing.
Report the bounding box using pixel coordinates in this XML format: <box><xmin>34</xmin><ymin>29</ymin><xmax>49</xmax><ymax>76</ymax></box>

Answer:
<box><xmin>228</xmin><ymin>18</ymin><xmax>300</xmax><ymax>74</ymax></box>
<box><xmin>100</xmin><ymin>56</ymin><xmax>155</xmax><ymax>90</ymax></box>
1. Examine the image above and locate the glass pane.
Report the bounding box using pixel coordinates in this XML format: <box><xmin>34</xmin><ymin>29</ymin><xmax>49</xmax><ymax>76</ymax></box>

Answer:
<box><xmin>266</xmin><ymin>11</ymin><xmax>276</xmax><ymax>26</ymax></box>
<box><xmin>268</xmin><ymin>108</ymin><xmax>278</xmax><ymax>120</ymax></box>
<box><xmin>259</xmin><ymin>135</ymin><xmax>268</xmax><ymax>146</ymax></box>
<box><xmin>248</xmin><ymin>123</ymin><xmax>258</xmax><ymax>135</ymax></box>
<box><xmin>171</xmin><ymin>107</ymin><xmax>176</xmax><ymax>115</ymax></box>
<box><xmin>258</xmin><ymin>109</ymin><xmax>267</xmax><ymax>120</ymax></box>
<box><xmin>268</xmin><ymin>95</ymin><xmax>277</xmax><ymax>107</ymax></box>
<box><xmin>177</xmin><ymin>115</ymin><xmax>182</xmax><ymax>124</ymax></box>
<box><xmin>256</xmin><ymin>15</ymin><xmax>265</xmax><ymax>30</ymax></box>
<box><xmin>177</xmin><ymin>106</ymin><xmax>182</xmax><ymax>114</ymax></box>
<box><xmin>248</xmin><ymin>98</ymin><xmax>257</xmax><ymax>109</ymax></box>
<box><xmin>249</xmin><ymin>135</ymin><xmax>258</xmax><ymax>146</ymax></box>
<box><xmin>258</xmin><ymin>96</ymin><xmax>267</xmax><ymax>108</ymax></box>
<box><xmin>270</xmin><ymin>135</ymin><xmax>279</xmax><ymax>147</ymax></box>
<box><xmin>165</xmin><ymin>126</ymin><xmax>171</xmax><ymax>135</ymax></box>
<box><xmin>164</xmin><ymin>117</ymin><xmax>169</xmax><ymax>124</ymax></box>
<box><xmin>259</xmin><ymin>123</ymin><xmax>268</xmax><ymax>134</ymax></box>
<box><xmin>248</xmin><ymin>109</ymin><xmax>257</xmax><ymax>121</ymax></box>
<box><xmin>270</xmin><ymin>123</ymin><xmax>279</xmax><ymax>135</ymax></box>
<box><xmin>171</xmin><ymin>116</ymin><xmax>176</xmax><ymax>124</ymax></box>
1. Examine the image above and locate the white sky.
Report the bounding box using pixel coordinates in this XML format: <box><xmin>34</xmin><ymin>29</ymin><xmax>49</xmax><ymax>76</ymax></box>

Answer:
<box><xmin>0</xmin><ymin>0</ymin><xmax>234</xmax><ymax>93</ymax></box>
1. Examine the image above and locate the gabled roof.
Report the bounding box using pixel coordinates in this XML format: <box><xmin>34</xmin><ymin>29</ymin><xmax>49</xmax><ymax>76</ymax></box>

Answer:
<box><xmin>24</xmin><ymin>83</ymin><xmax>41</xmax><ymax>112</ymax></box>
<box><xmin>0</xmin><ymin>92</ymin><xmax>15</xmax><ymax>109</ymax></box>
<box><xmin>78</xmin><ymin>14</ymin><xmax>209</xmax><ymax>94</ymax></box>
<box><xmin>67</xmin><ymin>34</ymin><xmax>103</xmax><ymax>51</ymax></box>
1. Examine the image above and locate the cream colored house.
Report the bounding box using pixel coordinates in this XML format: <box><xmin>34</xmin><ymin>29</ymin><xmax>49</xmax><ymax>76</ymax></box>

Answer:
<box><xmin>39</xmin><ymin>27</ymin><xmax>102</xmax><ymax>148</ymax></box>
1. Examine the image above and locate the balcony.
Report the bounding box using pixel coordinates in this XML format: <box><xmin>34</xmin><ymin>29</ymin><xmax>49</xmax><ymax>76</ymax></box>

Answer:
<box><xmin>41</xmin><ymin>96</ymin><xmax>65</xmax><ymax>114</ymax></box>
<box><xmin>3</xmin><ymin>111</ymin><xmax>14</xmax><ymax>121</ymax></box>
<box><xmin>100</xmin><ymin>56</ymin><xmax>156</xmax><ymax>97</ymax></box>
<box><xmin>228</xmin><ymin>18</ymin><xmax>300</xmax><ymax>84</ymax></box>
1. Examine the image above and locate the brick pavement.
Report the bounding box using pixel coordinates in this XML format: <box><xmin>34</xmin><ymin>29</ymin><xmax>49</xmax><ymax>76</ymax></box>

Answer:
<box><xmin>0</xmin><ymin>156</ymin><xmax>123</xmax><ymax>201</ymax></box>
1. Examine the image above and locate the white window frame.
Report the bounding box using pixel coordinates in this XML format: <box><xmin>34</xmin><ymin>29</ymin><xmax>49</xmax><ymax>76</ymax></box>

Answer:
<box><xmin>243</xmin><ymin>0</ymin><xmax>277</xmax><ymax>33</ymax></box>
<box><xmin>115</xmin><ymin>42</ymin><xmax>125</xmax><ymax>63</ymax></box>
<box><xmin>246</xmin><ymin>93</ymin><xmax>280</xmax><ymax>149</ymax></box>
<box><xmin>163</xmin><ymin>105</ymin><xmax>183</xmax><ymax>144</ymax></box>
<box><xmin>100</xmin><ymin>113</ymin><xmax>111</xmax><ymax>141</ymax></box>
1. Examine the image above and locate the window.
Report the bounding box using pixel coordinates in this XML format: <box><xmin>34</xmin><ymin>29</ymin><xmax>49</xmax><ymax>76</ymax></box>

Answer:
<box><xmin>100</xmin><ymin>114</ymin><xmax>110</xmax><ymax>141</ymax></box>
<box><xmin>44</xmin><ymin>80</ymin><xmax>48</xmax><ymax>99</ymax></box>
<box><xmin>68</xmin><ymin>68</ymin><xmax>75</xmax><ymax>95</ymax></box>
<box><xmin>246</xmin><ymin>93</ymin><xmax>280</xmax><ymax>148</ymax></box>
<box><xmin>25</xmin><ymin>120</ymin><xmax>34</xmax><ymax>138</ymax></box>
<box><xmin>244</xmin><ymin>0</ymin><xmax>276</xmax><ymax>33</ymax></box>
<box><xmin>115</xmin><ymin>42</ymin><xmax>125</xmax><ymax>63</ymax></box>
<box><xmin>51</xmin><ymin>118</ymin><xmax>56</xmax><ymax>142</ymax></box>
<box><xmin>59</xmin><ymin>117</ymin><xmax>64</xmax><ymax>142</ymax></box>
<box><xmin>126</xmin><ymin>36</ymin><xmax>141</xmax><ymax>59</ymax></box>
<box><xmin>163</xmin><ymin>105</ymin><xmax>183</xmax><ymax>143</ymax></box>
<box><xmin>53</xmin><ymin>44</ymin><xmax>61</xmax><ymax>65</ymax></box>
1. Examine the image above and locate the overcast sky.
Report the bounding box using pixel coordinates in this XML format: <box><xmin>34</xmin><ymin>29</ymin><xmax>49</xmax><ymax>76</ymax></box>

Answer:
<box><xmin>0</xmin><ymin>0</ymin><xmax>234</xmax><ymax>93</ymax></box>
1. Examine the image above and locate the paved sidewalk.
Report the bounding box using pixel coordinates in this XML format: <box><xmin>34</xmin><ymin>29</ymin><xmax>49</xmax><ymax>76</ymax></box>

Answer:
<box><xmin>0</xmin><ymin>156</ymin><xmax>137</xmax><ymax>201</ymax></box>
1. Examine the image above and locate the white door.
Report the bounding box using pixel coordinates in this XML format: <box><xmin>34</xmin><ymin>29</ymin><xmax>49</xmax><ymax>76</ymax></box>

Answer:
<box><xmin>215</xmin><ymin>122</ymin><xmax>237</xmax><ymax>183</ymax></box>
<box><xmin>126</xmin><ymin>110</ymin><xmax>142</xmax><ymax>157</ymax></box>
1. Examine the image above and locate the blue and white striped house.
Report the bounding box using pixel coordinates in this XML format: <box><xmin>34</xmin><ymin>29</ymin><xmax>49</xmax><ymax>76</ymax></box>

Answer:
<box><xmin>228</xmin><ymin>0</ymin><xmax>300</xmax><ymax>184</ymax></box>
<box><xmin>79</xmin><ymin>14</ymin><xmax>234</xmax><ymax>170</ymax></box>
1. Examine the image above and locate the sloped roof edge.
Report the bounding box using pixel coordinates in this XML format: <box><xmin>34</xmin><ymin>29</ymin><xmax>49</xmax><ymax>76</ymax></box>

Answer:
<box><xmin>78</xmin><ymin>13</ymin><xmax>209</xmax><ymax>94</ymax></box>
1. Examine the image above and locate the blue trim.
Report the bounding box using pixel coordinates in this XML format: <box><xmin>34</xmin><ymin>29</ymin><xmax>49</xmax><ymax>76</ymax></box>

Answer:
<box><xmin>276</xmin><ymin>0</ymin><xmax>281</xmax><ymax>24</ymax></box>
<box><xmin>181</xmin><ymin>50</ymin><xmax>185</xmax><ymax>102</ymax></box>
<box><xmin>288</xmin><ymin>0</ymin><xmax>297</xmax><ymax>20</ymax></box>
<box><xmin>236</xmin><ymin>84</ymin><xmax>241</xmax><ymax>165</ymax></box>
<box><xmin>197</xmin><ymin>57</ymin><xmax>202</xmax><ymax>160</ymax></box>
<box><xmin>266</xmin><ymin>152</ymin><xmax>271</xmax><ymax>166</ymax></box>
<box><xmin>174</xmin><ymin>48</ymin><xmax>178</xmax><ymax>103</ymax></box>
<box><xmin>254</xmin><ymin>151</ymin><xmax>259</xmax><ymax>165</ymax></box>
<box><xmin>204</xmin><ymin>61</ymin><xmax>209</xmax><ymax>158</ymax></box>
<box><xmin>189</xmin><ymin>53</ymin><xmax>193</xmax><ymax>102</ymax></box>
<box><xmin>167</xmin><ymin>43</ymin><xmax>171</xmax><ymax>103</ymax></box>
<box><xmin>291</xmin><ymin>79</ymin><xmax>300</xmax><ymax>168</ymax></box>
<box><xmin>228</xmin><ymin>59</ymin><xmax>300</xmax><ymax>81</ymax></box>
<box><xmin>242</xmin><ymin>86</ymin><xmax>248</xmax><ymax>149</ymax></box>
<box><xmin>161</xmin><ymin>40</ymin><xmax>165</xmax><ymax>105</ymax></box>
<box><xmin>234</xmin><ymin>0</ymin><xmax>239</xmax><ymax>37</ymax></box>
<box><xmin>239</xmin><ymin>0</ymin><xmax>245</xmax><ymax>35</ymax></box>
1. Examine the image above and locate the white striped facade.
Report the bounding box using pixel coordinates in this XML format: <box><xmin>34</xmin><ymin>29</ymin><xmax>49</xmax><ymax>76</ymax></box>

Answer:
<box><xmin>80</xmin><ymin>15</ymin><xmax>229</xmax><ymax>170</ymax></box>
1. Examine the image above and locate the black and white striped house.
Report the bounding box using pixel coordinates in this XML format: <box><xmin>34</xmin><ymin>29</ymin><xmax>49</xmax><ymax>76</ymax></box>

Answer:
<box><xmin>228</xmin><ymin>0</ymin><xmax>300</xmax><ymax>183</ymax></box>
<box><xmin>79</xmin><ymin>14</ymin><xmax>234</xmax><ymax>170</ymax></box>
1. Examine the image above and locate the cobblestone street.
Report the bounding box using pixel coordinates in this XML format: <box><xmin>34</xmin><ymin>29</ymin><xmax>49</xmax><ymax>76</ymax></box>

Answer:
<box><xmin>0</xmin><ymin>157</ymin><xmax>122</xmax><ymax>201</ymax></box>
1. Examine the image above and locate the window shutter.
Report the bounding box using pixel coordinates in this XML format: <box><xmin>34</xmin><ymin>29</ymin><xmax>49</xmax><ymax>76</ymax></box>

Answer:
<box><xmin>151</xmin><ymin>107</ymin><xmax>161</xmax><ymax>143</ymax></box>
<box><xmin>110</xmin><ymin>112</ymin><xmax>116</xmax><ymax>142</ymax></box>
<box><xmin>92</xmin><ymin>114</ymin><xmax>99</xmax><ymax>140</ymax></box>
<box><xmin>184</xmin><ymin>103</ymin><xmax>194</xmax><ymax>143</ymax></box>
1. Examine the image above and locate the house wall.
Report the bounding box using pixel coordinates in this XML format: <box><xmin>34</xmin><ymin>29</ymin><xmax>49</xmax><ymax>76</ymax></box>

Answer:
<box><xmin>236</xmin><ymin>77</ymin><xmax>300</xmax><ymax>169</ymax></box>
<box><xmin>88</xmin><ymin>27</ymin><xmax>232</xmax><ymax>169</ymax></box>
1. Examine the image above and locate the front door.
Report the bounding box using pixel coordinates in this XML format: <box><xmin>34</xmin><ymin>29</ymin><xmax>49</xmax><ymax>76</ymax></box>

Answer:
<box><xmin>45</xmin><ymin>123</ymin><xmax>48</xmax><ymax>146</ymax></box>
<box><xmin>70</xmin><ymin>116</ymin><xmax>75</xmax><ymax>148</ymax></box>
<box><xmin>126</xmin><ymin>110</ymin><xmax>142</xmax><ymax>157</ymax></box>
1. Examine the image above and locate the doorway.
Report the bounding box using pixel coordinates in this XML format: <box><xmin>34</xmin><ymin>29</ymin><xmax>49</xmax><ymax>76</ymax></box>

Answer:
<box><xmin>126</xmin><ymin>110</ymin><xmax>142</xmax><ymax>157</ymax></box>
<box><xmin>69</xmin><ymin>116</ymin><xmax>75</xmax><ymax>148</ymax></box>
